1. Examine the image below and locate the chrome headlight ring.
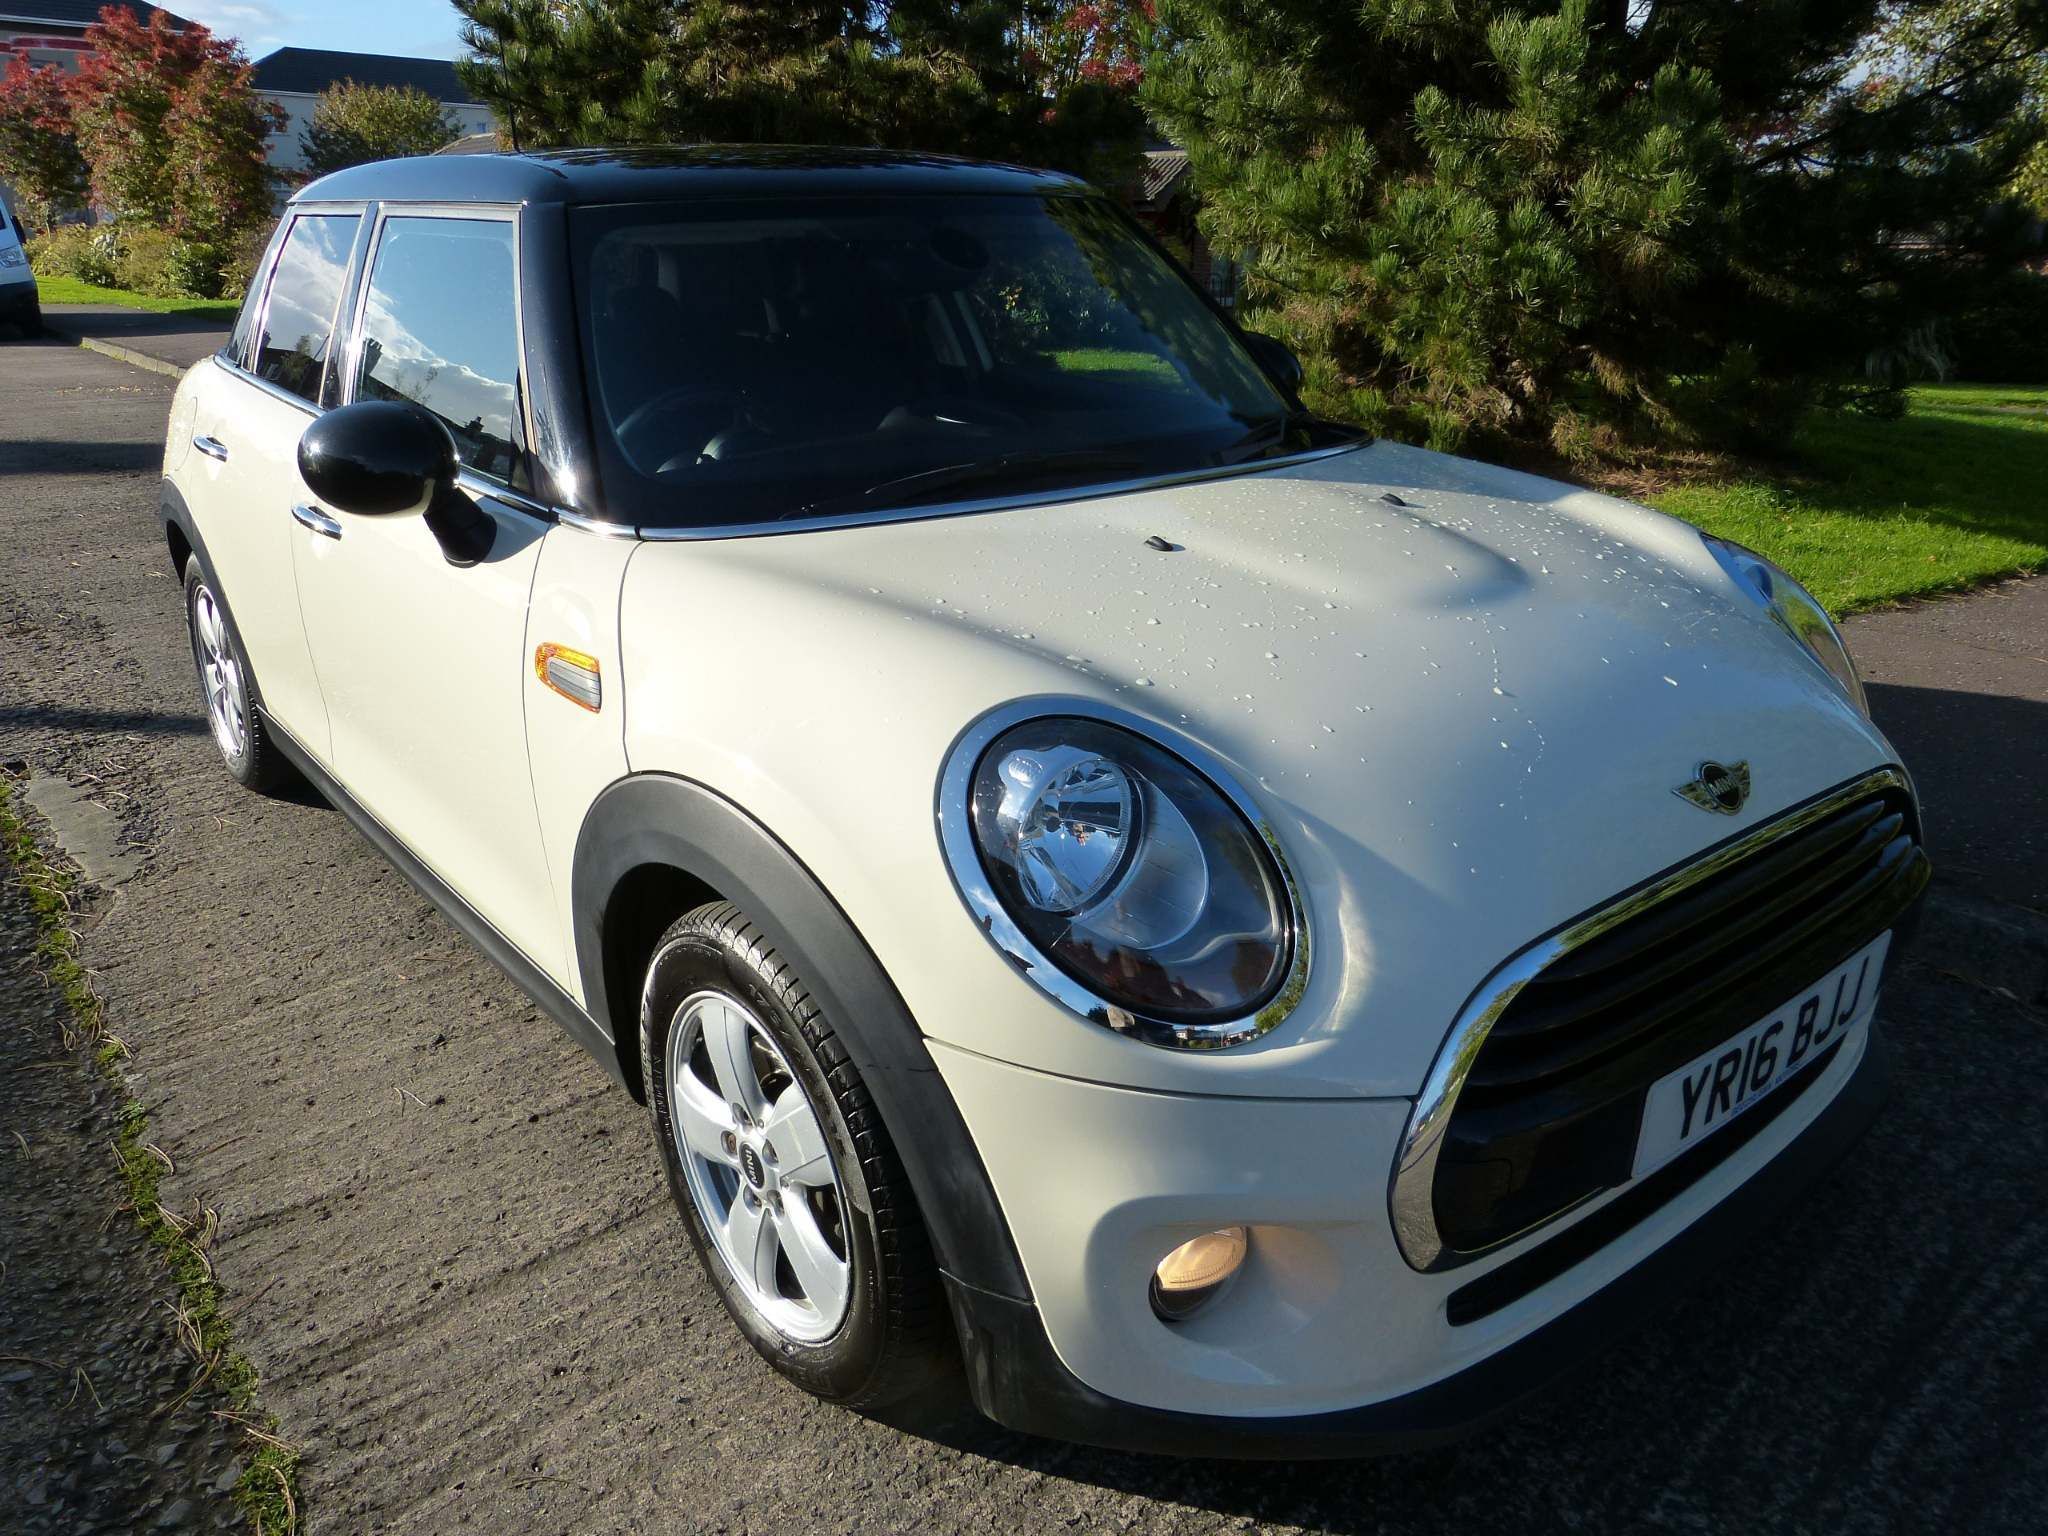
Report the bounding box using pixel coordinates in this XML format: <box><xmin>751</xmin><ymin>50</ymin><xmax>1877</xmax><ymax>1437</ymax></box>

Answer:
<box><xmin>1703</xmin><ymin>535</ymin><xmax>1868</xmax><ymax>716</ymax></box>
<box><xmin>936</xmin><ymin>699</ymin><xmax>1310</xmax><ymax>1051</ymax></box>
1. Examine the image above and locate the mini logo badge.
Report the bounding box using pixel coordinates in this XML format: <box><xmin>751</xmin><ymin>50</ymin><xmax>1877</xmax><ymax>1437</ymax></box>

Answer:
<box><xmin>1676</xmin><ymin>760</ymin><xmax>1751</xmax><ymax>815</ymax></box>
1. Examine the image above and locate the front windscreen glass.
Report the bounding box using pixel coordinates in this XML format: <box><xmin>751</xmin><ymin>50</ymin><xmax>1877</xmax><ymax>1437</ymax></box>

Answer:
<box><xmin>570</xmin><ymin>194</ymin><xmax>1330</xmax><ymax>528</ymax></box>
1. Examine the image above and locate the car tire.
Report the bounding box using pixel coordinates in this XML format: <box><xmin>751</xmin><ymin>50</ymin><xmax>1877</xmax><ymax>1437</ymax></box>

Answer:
<box><xmin>641</xmin><ymin>900</ymin><xmax>952</xmax><ymax>1408</ymax></box>
<box><xmin>183</xmin><ymin>563</ymin><xmax>291</xmax><ymax>793</ymax></box>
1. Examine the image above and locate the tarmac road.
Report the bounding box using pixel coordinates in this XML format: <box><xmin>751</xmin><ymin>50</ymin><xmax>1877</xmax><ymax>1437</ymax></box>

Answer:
<box><xmin>2</xmin><ymin>335</ymin><xmax>2045</xmax><ymax>1534</ymax></box>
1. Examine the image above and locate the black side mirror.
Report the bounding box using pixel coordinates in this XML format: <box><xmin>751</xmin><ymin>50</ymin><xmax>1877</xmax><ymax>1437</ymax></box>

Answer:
<box><xmin>1240</xmin><ymin>331</ymin><xmax>1305</xmax><ymax>395</ymax></box>
<box><xmin>298</xmin><ymin>400</ymin><xmax>458</xmax><ymax>516</ymax></box>
<box><xmin>297</xmin><ymin>401</ymin><xmax>494</xmax><ymax>565</ymax></box>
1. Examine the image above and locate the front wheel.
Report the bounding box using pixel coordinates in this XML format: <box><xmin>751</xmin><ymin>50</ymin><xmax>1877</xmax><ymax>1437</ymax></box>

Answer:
<box><xmin>641</xmin><ymin>901</ymin><xmax>951</xmax><ymax>1407</ymax></box>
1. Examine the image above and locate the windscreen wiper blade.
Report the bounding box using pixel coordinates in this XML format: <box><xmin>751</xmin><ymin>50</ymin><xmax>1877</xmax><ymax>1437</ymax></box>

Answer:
<box><xmin>791</xmin><ymin>449</ymin><xmax>1142</xmax><ymax>520</ymax></box>
<box><xmin>1214</xmin><ymin>411</ymin><xmax>1318</xmax><ymax>466</ymax></box>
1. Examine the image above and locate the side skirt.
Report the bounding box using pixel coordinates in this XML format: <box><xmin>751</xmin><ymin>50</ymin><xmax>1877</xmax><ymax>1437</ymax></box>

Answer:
<box><xmin>262</xmin><ymin>713</ymin><xmax>625</xmax><ymax>1089</ymax></box>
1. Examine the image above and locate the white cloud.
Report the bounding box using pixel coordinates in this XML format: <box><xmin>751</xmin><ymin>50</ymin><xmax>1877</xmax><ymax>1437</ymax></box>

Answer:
<box><xmin>171</xmin><ymin>0</ymin><xmax>288</xmax><ymax>53</ymax></box>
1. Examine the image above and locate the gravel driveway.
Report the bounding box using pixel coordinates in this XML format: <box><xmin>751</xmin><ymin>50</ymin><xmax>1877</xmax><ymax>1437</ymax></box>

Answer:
<box><xmin>3</xmin><ymin>336</ymin><xmax>2045</xmax><ymax>1534</ymax></box>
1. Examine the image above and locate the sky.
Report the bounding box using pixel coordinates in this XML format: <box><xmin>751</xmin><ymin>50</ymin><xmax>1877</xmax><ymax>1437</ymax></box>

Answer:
<box><xmin>171</xmin><ymin>1</ymin><xmax>469</xmax><ymax>62</ymax></box>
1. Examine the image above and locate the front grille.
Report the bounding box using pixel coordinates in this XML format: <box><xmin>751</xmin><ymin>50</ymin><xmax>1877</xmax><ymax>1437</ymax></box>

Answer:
<box><xmin>1430</xmin><ymin>781</ymin><xmax>1929</xmax><ymax>1261</ymax></box>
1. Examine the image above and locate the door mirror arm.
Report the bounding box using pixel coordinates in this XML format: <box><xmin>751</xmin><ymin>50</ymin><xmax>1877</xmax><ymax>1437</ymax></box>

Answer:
<box><xmin>424</xmin><ymin>482</ymin><xmax>496</xmax><ymax>567</ymax></box>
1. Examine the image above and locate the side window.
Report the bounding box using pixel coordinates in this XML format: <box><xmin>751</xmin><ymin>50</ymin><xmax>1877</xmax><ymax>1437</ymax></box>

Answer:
<box><xmin>353</xmin><ymin>216</ymin><xmax>526</xmax><ymax>487</ymax></box>
<box><xmin>254</xmin><ymin>214</ymin><xmax>358</xmax><ymax>402</ymax></box>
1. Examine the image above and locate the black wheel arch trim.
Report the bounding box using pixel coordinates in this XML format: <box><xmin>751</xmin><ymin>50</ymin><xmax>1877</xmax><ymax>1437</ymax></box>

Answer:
<box><xmin>571</xmin><ymin>771</ymin><xmax>1033</xmax><ymax>1304</ymax></box>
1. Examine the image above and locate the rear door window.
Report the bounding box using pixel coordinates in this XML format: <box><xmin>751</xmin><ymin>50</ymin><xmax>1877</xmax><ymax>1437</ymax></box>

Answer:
<box><xmin>228</xmin><ymin>220</ymin><xmax>289</xmax><ymax>367</ymax></box>
<box><xmin>255</xmin><ymin>213</ymin><xmax>359</xmax><ymax>403</ymax></box>
<box><xmin>352</xmin><ymin>215</ymin><xmax>525</xmax><ymax>487</ymax></box>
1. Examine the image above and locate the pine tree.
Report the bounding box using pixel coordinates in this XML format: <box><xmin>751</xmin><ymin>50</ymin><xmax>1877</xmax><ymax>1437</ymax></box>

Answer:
<box><xmin>451</xmin><ymin>0</ymin><xmax>1146</xmax><ymax>183</ymax></box>
<box><xmin>1142</xmin><ymin>0</ymin><xmax>2048</xmax><ymax>458</ymax></box>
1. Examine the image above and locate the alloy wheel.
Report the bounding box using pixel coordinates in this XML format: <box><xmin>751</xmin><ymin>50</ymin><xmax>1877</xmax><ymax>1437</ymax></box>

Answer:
<box><xmin>666</xmin><ymin>990</ymin><xmax>852</xmax><ymax>1342</ymax></box>
<box><xmin>192</xmin><ymin>582</ymin><xmax>247</xmax><ymax>760</ymax></box>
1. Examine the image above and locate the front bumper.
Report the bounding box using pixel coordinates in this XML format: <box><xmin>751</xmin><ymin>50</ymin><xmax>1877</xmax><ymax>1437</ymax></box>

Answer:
<box><xmin>935</xmin><ymin>1021</ymin><xmax>1891</xmax><ymax>1457</ymax></box>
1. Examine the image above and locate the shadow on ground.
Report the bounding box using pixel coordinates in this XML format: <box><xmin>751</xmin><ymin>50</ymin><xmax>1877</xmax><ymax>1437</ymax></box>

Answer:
<box><xmin>1866</xmin><ymin>681</ymin><xmax>2047</xmax><ymax>914</ymax></box>
<box><xmin>0</xmin><ymin>706</ymin><xmax>209</xmax><ymax>739</ymax></box>
<box><xmin>0</xmin><ymin>440</ymin><xmax>168</xmax><ymax>478</ymax></box>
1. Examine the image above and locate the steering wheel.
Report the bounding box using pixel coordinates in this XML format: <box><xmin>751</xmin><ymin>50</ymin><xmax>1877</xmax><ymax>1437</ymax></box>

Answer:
<box><xmin>614</xmin><ymin>387</ymin><xmax>743</xmax><ymax>467</ymax></box>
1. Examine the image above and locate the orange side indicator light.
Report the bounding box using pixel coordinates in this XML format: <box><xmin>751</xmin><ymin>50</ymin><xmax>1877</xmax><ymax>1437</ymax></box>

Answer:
<box><xmin>535</xmin><ymin>643</ymin><xmax>602</xmax><ymax>712</ymax></box>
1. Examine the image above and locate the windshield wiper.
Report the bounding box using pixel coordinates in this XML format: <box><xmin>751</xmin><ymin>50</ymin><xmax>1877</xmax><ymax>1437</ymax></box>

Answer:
<box><xmin>791</xmin><ymin>448</ymin><xmax>1142</xmax><ymax>520</ymax></box>
<box><xmin>1214</xmin><ymin>411</ymin><xmax>1316</xmax><ymax>466</ymax></box>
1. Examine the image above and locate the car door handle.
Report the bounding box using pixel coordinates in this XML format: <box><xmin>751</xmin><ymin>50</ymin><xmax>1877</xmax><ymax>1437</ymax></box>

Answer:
<box><xmin>192</xmin><ymin>434</ymin><xmax>230</xmax><ymax>463</ymax></box>
<box><xmin>290</xmin><ymin>503</ymin><xmax>343</xmax><ymax>540</ymax></box>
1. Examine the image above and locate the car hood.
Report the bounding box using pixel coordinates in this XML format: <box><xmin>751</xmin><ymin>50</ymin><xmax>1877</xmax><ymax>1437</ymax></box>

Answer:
<box><xmin>621</xmin><ymin>439</ymin><xmax>1900</xmax><ymax>1097</ymax></box>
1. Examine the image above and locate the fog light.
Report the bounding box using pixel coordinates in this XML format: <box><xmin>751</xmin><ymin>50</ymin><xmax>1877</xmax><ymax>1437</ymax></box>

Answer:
<box><xmin>1149</xmin><ymin>1227</ymin><xmax>1248</xmax><ymax>1322</ymax></box>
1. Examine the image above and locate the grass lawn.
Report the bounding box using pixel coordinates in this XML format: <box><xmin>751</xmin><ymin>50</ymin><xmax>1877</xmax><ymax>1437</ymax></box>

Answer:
<box><xmin>1053</xmin><ymin>346</ymin><xmax>1179</xmax><ymax>385</ymax></box>
<box><xmin>34</xmin><ymin>273</ymin><xmax>241</xmax><ymax>321</ymax></box>
<box><xmin>1651</xmin><ymin>383</ymin><xmax>2047</xmax><ymax>615</ymax></box>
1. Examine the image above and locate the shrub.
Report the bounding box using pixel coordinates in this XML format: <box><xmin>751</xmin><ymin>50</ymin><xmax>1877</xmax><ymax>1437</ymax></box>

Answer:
<box><xmin>112</xmin><ymin>223</ymin><xmax>181</xmax><ymax>295</ymax></box>
<box><xmin>216</xmin><ymin>223</ymin><xmax>272</xmax><ymax>303</ymax></box>
<box><xmin>163</xmin><ymin>239</ymin><xmax>229</xmax><ymax>298</ymax></box>
<box><xmin>28</xmin><ymin>219</ymin><xmax>252</xmax><ymax>299</ymax></box>
<box><xmin>27</xmin><ymin>222</ymin><xmax>118</xmax><ymax>286</ymax></box>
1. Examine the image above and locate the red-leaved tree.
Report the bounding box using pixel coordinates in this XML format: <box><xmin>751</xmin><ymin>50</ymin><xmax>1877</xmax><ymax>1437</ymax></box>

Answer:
<box><xmin>0</xmin><ymin>59</ymin><xmax>89</xmax><ymax>232</ymax></box>
<box><xmin>67</xmin><ymin>5</ymin><xmax>279</xmax><ymax>243</ymax></box>
<box><xmin>1024</xmin><ymin>0</ymin><xmax>1153</xmax><ymax>98</ymax></box>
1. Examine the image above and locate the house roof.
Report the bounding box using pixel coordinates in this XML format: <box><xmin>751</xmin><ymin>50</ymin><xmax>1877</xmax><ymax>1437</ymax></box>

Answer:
<box><xmin>297</xmin><ymin>147</ymin><xmax>1084</xmax><ymax>208</ymax></box>
<box><xmin>1129</xmin><ymin>149</ymin><xmax>1191</xmax><ymax>214</ymax></box>
<box><xmin>0</xmin><ymin>2</ymin><xmax>188</xmax><ymax>27</ymax></box>
<box><xmin>251</xmin><ymin>46</ymin><xmax>480</xmax><ymax>105</ymax></box>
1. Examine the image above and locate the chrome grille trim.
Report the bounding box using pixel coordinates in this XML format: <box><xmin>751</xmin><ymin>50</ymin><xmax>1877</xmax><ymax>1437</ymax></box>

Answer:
<box><xmin>1388</xmin><ymin>765</ymin><xmax>1913</xmax><ymax>1273</ymax></box>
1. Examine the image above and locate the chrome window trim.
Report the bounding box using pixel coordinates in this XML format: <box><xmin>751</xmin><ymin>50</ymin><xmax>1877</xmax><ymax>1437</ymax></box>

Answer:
<box><xmin>457</xmin><ymin>471</ymin><xmax>555</xmax><ymax>527</ymax></box>
<box><xmin>246</xmin><ymin>205</ymin><xmax>367</xmax><ymax>407</ymax></box>
<box><xmin>556</xmin><ymin>506</ymin><xmax>639</xmax><ymax>537</ymax></box>
<box><xmin>934</xmin><ymin>696</ymin><xmax>1311</xmax><ymax>1052</ymax></box>
<box><xmin>629</xmin><ymin>438</ymin><xmax>1372</xmax><ymax>543</ymax></box>
<box><xmin>1388</xmin><ymin>764</ymin><xmax>1913</xmax><ymax>1274</ymax></box>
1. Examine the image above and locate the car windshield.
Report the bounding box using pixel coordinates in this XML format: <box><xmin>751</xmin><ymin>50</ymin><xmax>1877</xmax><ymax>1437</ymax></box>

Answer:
<box><xmin>570</xmin><ymin>193</ymin><xmax>1340</xmax><ymax>528</ymax></box>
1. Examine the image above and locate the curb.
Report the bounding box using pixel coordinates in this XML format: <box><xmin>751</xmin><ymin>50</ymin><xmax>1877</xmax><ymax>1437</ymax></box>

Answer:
<box><xmin>46</xmin><ymin>325</ymin><xmax>191</xmax><ymax>380</ymax></box>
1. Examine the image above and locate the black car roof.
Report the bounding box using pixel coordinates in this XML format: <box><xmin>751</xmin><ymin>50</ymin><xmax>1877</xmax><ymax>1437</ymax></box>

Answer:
<box><xmin>293</xmin><ymin>147</ymin><xmax>1088</xmax><ymax>206</ymax></box>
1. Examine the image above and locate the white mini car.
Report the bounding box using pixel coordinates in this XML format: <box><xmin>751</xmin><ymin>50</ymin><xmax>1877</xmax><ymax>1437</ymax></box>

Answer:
<box><xmin>161</xmin><ymin>149</ymin><xmax>1929</xmax><ymax>1454</ymax></box>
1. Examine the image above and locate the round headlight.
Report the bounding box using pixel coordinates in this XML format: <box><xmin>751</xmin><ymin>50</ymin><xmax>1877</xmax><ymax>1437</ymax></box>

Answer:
<box><xmin>944</xmin><ymin>710</ymin><xmax>1303</xmax><ymax>1047</ymax></box>
<box><xmin>1704</xmin><ymin>536</ymin><xmax>1868</xmax><ymax>715</ymax></box>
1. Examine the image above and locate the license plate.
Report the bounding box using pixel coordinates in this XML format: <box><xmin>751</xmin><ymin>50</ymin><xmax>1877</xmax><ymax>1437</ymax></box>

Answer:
<box><xmin>1632</xmin><ymin>932</ymin><xmax>1890</xmax><ymax>1179</ymax></box>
